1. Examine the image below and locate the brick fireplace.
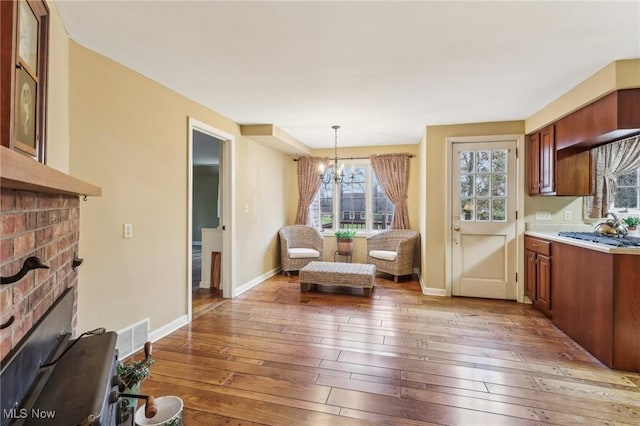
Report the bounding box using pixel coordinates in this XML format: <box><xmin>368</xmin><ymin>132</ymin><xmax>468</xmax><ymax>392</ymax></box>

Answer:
<box><xmin>0</xmin><ymin>190</ymin><xmax>81</xmax><ymax>362</ymax></box>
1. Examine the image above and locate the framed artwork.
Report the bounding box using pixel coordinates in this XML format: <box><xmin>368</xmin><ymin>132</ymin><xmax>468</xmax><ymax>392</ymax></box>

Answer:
<box><xmin>15</xmin><ymin>66</ymin><xmax>37</xmax><ymax>152</ymax></box>
<box><xmin>7</xmin><ymin>0</ymin><xmax>49</xmax><ymax>161</ymax></box>
<box><xmin>18</xmin><ymin>0</ymin><xmax>39</xmax><ymax>73</ymax></box>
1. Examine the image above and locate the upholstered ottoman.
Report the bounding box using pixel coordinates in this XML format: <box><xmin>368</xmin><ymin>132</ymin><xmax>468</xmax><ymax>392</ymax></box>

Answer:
<box><xmin>299</xmin><ymin>261</ymin><xmax>376</xmax><ymax>296</ymax></box>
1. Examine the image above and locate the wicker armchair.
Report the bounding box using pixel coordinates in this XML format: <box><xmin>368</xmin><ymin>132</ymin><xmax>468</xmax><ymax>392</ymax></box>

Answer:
<box><xmin>366</xmin><ymin>230</ymin><xmax>419</xmax><ymax>282</ymax></box>
<box><xmin>279</xmin><ymin>225</ymin><xmax>324</xmax><ymax>275</ymax></box>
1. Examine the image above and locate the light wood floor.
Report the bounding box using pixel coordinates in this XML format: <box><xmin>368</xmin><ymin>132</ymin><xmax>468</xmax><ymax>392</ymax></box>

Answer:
<box><xmin>137</xmin><ymin>273</ymin><xmax>640</xmax><ymax>425</ymax></box>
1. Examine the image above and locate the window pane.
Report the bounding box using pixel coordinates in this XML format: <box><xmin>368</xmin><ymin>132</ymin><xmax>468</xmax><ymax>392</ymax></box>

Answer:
<box><xmin>476</xmin><ymin>151</ymin><xmax>491</xmax><ymax>173</ymax></box>
<box><xmin>492</xmin><ymin>198</ymin><xmax>506</xmax><ymax>221</ymax></box>
<box><xmin>617</xmin><ymin>171</ymin><xmax>637</xmax><ymax>187</ymax></box>
<box><xmin>460</xmin><ymin>175</ymin><xmax>474</xmax><ymax>197</ymax></box>
<box><xmin>492</xmin><ymin>150</ymin><xmax>507</xmax><ymax>173</ymax></box>
<box><xmin>492</xmin><ymin>173</ymin><xmax>506</xmax><ymax>197</ymax></box>
<box><xmin>319</xmin><ymin>168</ymin><xmax>333</xmax><ymax>229</ymax></box>
<box><xmin>614</xmin><ymin>187</ymin><xmax>639</xmax><ymax>209</ymax></box>
<box><xmin>461</xmin><ymin>199</ymin><xmax>474</xmax><ymax>221</ymax></box>
<box><xmin>460</xmin><ymin>151</ymin><xmax>474</xmax><ymax>173</ymax></box>
<box><xmin>475</xmin><ymin>175</ymin><xmax>490</xmax><ymax>197</ymax></box>
<box><xmin>339</xmin><ymin>165</ymin><xmax>366</xmax><ymax>229</ymax></box>
<box><xmin>476</xmin><ymin>199</ymin><xmax>490</xmax><ymax>221</ymax></box>
<box><xmin>372</xmin><ymin>172</ymin><xmax>394</xmax><ymax>230</ymax></box>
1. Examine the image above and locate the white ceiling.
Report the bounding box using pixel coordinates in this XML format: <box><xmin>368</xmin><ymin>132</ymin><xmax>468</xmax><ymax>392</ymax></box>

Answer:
<box><xmin>55</xmin><ymin>1</ymin><xmax>640</xmax><ymax>149</ymax></box>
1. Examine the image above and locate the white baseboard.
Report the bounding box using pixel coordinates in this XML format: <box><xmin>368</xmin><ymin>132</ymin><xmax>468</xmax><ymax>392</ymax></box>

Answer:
<box><xmin>233</xmin><ymin>267</ymin><xmax>281</xmax><ymax>297</ymax></box>
<box><xmin>149</xmin><ymin>314</ymin><xmax>189</xmax><ymax>343</ymax></box>
<box><xmin>199</xmin><ymin>280</ymin><xmax>210</xmax><ymax>289</ymax></box>
<box><xmin>419</xmin><ymin>275</ymin><xmax>447</xmax><ymax>297</ymax></box>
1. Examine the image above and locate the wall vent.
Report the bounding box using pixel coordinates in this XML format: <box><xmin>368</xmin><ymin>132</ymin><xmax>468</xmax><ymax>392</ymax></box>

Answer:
<box><xmin>116</xmin><ymin>318</ymin><xmax>150</xmax><ymax>359</ymax></box>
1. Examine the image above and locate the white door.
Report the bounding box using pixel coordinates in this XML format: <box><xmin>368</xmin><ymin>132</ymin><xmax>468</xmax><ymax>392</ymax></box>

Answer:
<box><xmin>451</xmin><ymin>141</ymin><xmax>517</xmax><ymax>299</ymax></box>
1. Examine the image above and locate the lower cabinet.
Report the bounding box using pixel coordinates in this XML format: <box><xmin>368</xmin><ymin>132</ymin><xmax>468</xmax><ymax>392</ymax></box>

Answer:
<box><xmin>525</xmin><ymin>236</ymin><xmax>552</xmax><ymax>316</ymax></box>
<box><xmin>552</xmin><ymin>242</ymin><xmax>640</xmax><ymax>372</ymax></box>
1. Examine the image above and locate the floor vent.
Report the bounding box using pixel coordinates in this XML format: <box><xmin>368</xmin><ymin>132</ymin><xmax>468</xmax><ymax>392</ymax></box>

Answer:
<box><xmin>116</xmin><ymin>318</ymin><xmax>150</xmax><ymax>359</ymax></box>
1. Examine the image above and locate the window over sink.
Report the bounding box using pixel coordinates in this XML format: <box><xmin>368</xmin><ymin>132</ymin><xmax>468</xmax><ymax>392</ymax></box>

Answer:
<box><xmin>613</xmin><ymin>167</ymin><xmax>640</xmax><ymax>211</ymax></box>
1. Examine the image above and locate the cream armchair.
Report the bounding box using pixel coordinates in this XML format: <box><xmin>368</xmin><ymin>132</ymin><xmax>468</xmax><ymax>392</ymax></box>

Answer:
<box><xmin>366</xmin><ymin>230</ymin><xmax>419</xmax><ymax>282</ymax></box>
<box><xmin>279</xmin><ymin>225</ymin><xmax>324</xmax><ymax>275</ymax></box>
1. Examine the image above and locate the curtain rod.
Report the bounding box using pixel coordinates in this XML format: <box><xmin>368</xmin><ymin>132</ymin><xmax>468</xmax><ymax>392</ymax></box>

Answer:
<box><xmin>293</xmin><ymin>154</ymin><xmax>414</xmax><ymax>162</ymax></box>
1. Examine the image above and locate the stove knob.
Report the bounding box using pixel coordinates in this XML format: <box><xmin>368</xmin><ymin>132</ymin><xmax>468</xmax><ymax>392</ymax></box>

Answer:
<box><xmin>111</xmin><ymin>375</ymin><xmax>121</xmax><ymax>388</ymax></box>
<box><xmin>109</xmin><ymin>390</ymin><xmax>119</xmax><ymax>404</ymax></box>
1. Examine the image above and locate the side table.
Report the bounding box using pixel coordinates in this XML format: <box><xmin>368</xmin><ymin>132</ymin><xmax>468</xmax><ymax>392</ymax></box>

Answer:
<box><xmin>333</xmin><ymin>250</ymin><xmax>352</xmax><ymax>263</ymax></box>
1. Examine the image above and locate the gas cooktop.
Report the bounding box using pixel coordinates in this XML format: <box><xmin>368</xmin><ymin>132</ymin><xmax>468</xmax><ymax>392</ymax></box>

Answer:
<box><xmin>558</xmin><ymin>231</ymin><xmax>640</xmax><ymax>247</ymax></box>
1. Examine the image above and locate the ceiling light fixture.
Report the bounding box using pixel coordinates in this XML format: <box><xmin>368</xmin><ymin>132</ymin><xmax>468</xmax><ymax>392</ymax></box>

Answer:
<box><xmin>319</xmin><ymin>125</ymin><xmax>354</xmax><ymax>185</ymax></box>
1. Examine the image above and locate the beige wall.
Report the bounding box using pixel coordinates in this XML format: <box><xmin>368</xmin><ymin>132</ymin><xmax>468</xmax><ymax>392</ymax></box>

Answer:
<box><xmin>303</xmin><ymin>144</ymin><xmax>421</xmax><ymax>265</ymax></box>
<box><xmin>234</xmin><ymin>136</ymin><xmax>293</xmax><ymax>282</ymax></box>
<box><xmin>526</xmin><ymin>59</ymin><xmax>640</xmax><ymax>133</ymax></box>
<box><xmin>68</xmin><ymin>42</ymin><xmax>291</xmax><ymax>333</ymax></box>
<box><xmin>44</xmin><ymin>1</ymin><xmax>70</xmax><ymax>173</ymax></box>
<box><xmin>421</xmin><ymin>121</ymin><xmax>525</xmax><ymax>291</ymax></box>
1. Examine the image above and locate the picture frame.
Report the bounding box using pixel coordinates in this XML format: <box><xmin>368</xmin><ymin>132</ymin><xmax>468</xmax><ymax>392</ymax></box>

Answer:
<box><xmin>18</xmin><ymin>0</ymin><xmax>39</xmax><ymax>73</ymax></box>
<box><xmin>14</xmin><ymin>66</ymin><xmax>37</xmax><ymax>154</ymax></box>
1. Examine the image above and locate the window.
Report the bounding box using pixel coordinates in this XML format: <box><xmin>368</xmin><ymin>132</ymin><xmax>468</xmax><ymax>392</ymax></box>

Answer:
<box><xmin>313</xmin><ymin>161</ymin><xmax>394</xmax><ymax>232</ymax></box>
<box><xmin>613</xmin><ymin>167</ymin><xmax>640</xmax><ymax>210</ymax></box>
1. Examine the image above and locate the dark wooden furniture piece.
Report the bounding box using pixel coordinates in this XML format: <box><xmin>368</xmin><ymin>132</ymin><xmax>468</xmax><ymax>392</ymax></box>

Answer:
<box><xmin>555</xmin><ymin>88</ymin><xmax>640</xmax><ymax>150</ymax></box>
<box><xmin>527</xmin><ymin>125</ymin><xmax>593</xmax><ymax>196</ymax></box>
<box><xmin>1</xmin><ymin>0</ymin><xmax>50</xmax><ymax>162</ymax></box>
<box><xmin>528</xmin><ymin>125</ymin><xmax>555</xmax><ymax>195</ymax></box>
<box><xmin>210</xmin><ymin>251</ymin><xmax>221</xmax><ymax>293</ymax></box>
<box><xmin>524</xmin><ymin>236</ymin><xmax>552</xmax><ymax>317</ymax></box>
<box><xmin>552</xmin><ymin>241</ymin><xmax>640</xmax><ymax>372</ymax></box>
<box><xmin>527</xmin><ymin>88</ymin><xmax>640</xmax><ymax>198</ymax></box>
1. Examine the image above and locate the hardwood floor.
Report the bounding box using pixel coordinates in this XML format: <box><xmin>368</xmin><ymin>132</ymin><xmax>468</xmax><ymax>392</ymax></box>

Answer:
<box><xmin>134</xmin><ymin>273</ymin><xmax>640</xmax><ymax>425</ymax></box>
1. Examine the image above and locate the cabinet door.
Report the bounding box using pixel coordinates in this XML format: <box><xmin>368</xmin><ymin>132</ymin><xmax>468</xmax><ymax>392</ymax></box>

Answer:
<box><xmin>525</xmin><ymin>250</ymin><xmax>537</xmax><ymax>301</ymax></box>
<box><xmin>528</xmin><ymin>132</ymin><xmax>541</xmax><ymax>195</ymax></box>
<box><xmin>536</xmin><ymin>254</ymin><xmax>552</xmax><ymax>316</ymax></box>
<box><xmin>539</xmin><ymin>125</ymin><xmax>555</xmax><ymax>194</ymax></box>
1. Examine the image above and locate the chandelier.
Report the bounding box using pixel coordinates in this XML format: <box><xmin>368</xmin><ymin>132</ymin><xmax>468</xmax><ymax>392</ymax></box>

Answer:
<box><xmin>319</xmin><ymin>125</ymin><xmax>354</xmax><ymax>185</ymax></box>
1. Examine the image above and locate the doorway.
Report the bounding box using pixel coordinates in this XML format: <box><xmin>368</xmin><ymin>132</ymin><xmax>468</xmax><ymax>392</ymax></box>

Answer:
<box><xmin>188</xmin><ymin>118</ymin><xmax>234</xmax><ymax>320</ymax></box>
<box><xmin>448</xmin><ymin>137</ymin><xmax>520</xmax><ymax>300</ymax></box>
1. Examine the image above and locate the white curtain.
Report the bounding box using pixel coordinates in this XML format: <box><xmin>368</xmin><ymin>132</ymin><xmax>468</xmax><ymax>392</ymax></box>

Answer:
<box><xmin>585</xmin><ymin>136</ymin><xmax>640</xmax><ymax>218</ymax></box>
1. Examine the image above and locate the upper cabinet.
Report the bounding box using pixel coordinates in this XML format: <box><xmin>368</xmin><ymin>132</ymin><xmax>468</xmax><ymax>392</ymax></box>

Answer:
<box><xmin>528</xmin><ymin>123</ymin><xmax>593</xmax><ymax>196</ymax></box>
<box><xmin>1</xmin><ymin>0</ymin><xmax>50</xmax><ymax>163</ymax></box>
<box><xmin>555</xmin><ymin>89</ymin><xmax>640</xmax><ymax>150</ymax></box>
<box><xmin>528</xmin><ymin>125</ymin><xmax>555</xmax><ymax>195</ymax></box>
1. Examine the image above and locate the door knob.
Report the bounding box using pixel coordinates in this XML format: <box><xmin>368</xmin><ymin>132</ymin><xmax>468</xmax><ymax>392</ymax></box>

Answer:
<box><xmin>453</xmin><ymin>225</ymin><xmax>461</xmax><ymax>231</ymax></box>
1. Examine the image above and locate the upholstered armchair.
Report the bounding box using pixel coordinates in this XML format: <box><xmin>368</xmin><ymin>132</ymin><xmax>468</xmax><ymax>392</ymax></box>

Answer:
<box><xmin>279</xmin><ymin>225</ymin><xmax>324</xmax><ymax>275</ymax></box>
<box><xmin>366</xmin><ymin>229</ymin><xmax>419</xmax><ymax>282</ymax></box>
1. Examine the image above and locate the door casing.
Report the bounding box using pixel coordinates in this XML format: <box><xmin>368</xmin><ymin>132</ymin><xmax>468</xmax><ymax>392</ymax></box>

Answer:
<box><xmin>187</xmin><ymin>117</ymin><xmax>235</xmax><ymax>321</ymax></box>
<box><xmin>444</xmin><ymin>134</ymin><xmax>526</xmax><ymax>301</ymax></box>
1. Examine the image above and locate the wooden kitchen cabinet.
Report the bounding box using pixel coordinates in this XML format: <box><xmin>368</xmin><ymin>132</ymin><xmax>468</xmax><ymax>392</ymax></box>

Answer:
<box><xmin>528</xmin><ymin>126</ymin><xmax>555</xmax><ymax>195</ymax></box>
<box><xmin>524</xmin><ymin>236</ymin><xmax>552</xmax><ymax>316</ymax></box>
<box><xmin>555</xmin><ymin>88</ymin><xmax>640</xmax><ymax>150</ymax></box>
<box><xmin>528</xmin><ymin>124</ymin><xmax>593</xmax><ymax>196</ymax></box>
<box><xmin>552</xmin><ymin>242</ymin><xmax>640</xmax><ymax>372</ymax></box>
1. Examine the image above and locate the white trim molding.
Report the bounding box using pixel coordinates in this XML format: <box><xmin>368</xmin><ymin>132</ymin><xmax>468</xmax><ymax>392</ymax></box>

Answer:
<box><xmin>233</xmin><ymin>267</ymin><xmax>281</xmax><ymax>297</ymax></box>
<box><xmin>149</xmin><ymin>314</ymin><xmax>189</xmax><ymax>343</ymax></box>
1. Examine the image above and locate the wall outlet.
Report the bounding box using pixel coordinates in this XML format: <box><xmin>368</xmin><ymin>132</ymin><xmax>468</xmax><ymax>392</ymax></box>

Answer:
<box><xmin>123</xmin><ymin>223</ymin><xmax>133</xmax><ymax>239</ymax></box>
<box><xmin>564</xmin><ymin>210</ymin><xmax>572</xmax><ymax>221</ymax></box>
<box><xmin>535</xmin><ymin>211</ymin><xmax>552</xmax><ymax>221</ymax></box>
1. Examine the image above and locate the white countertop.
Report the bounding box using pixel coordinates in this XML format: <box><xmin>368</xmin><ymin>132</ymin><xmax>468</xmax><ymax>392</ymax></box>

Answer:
<box><xmin>525</xmin><ymin>231</ymin><xmax>640</xmax><ymax>255</ymax></box>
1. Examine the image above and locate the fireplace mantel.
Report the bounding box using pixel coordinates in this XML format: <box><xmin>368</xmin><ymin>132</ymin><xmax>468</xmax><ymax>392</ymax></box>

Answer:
<box><xmin>0</xmin><ymin>146</ymin><xmax>101</xmax><ymax>197</ymax></box>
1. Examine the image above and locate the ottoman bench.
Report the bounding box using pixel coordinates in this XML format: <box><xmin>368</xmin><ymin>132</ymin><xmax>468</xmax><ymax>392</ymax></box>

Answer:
<box><xmin>299</xmin><ymin>261</ymin><xmax>376</xmax><ymax>296</ymax></box>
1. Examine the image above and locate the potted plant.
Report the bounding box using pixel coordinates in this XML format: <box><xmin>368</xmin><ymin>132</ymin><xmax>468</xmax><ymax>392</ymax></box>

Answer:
<box><xmin>624</xmin><ymin>216</ymin><xmax>640</xmax><ymax>231</ymax></box>
<box><xmin>118</xmin><ymin>342</ymin><xmax>155</xmax><ymax>409</ymax></box>
<box><xmin>335</xmin><ymin>229</ymin><xmax>356</xmax><ymax>254</ymax></box>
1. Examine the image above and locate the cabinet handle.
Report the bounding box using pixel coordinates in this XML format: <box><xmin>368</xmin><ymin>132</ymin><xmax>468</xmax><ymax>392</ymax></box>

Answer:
<box><xmin>532</xmin><ymin>243</ymin><xmax>538</xmax><ymax>247</ymax></box>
